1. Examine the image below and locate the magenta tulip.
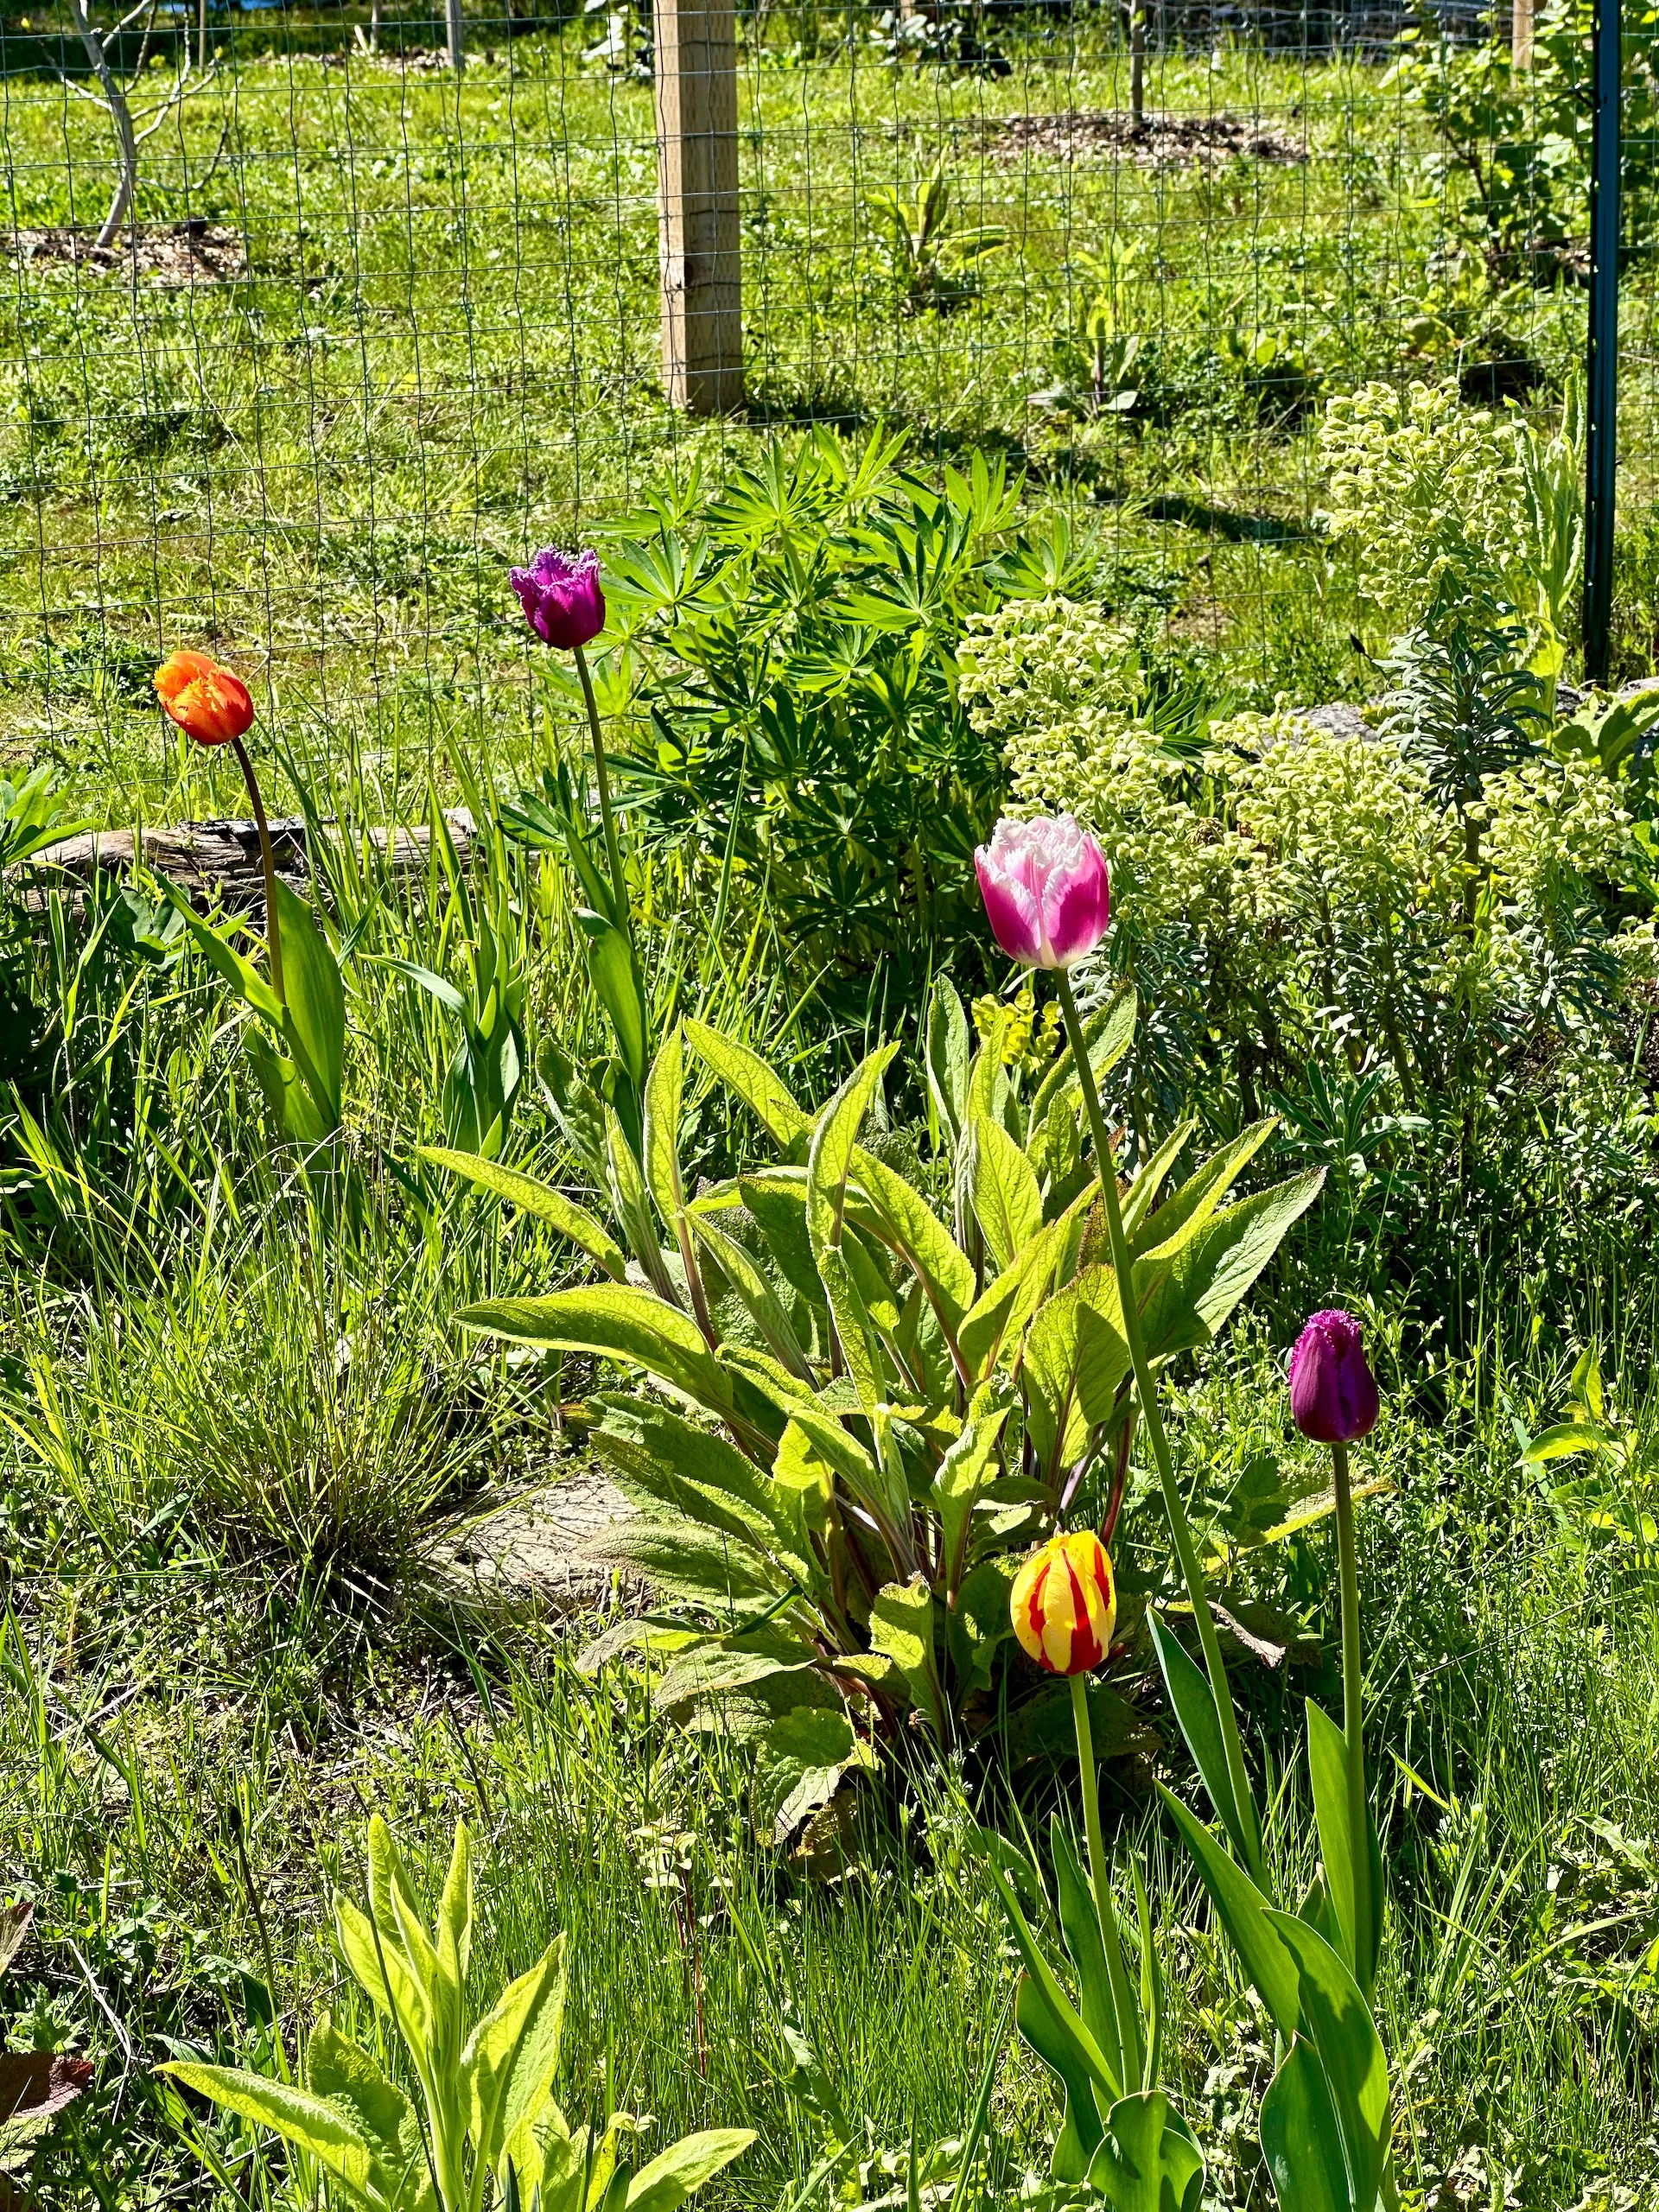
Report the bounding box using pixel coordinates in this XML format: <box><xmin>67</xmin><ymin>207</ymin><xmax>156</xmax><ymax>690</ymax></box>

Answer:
<box><xmin>511</xmin><ymin>546</ymin><xmax>606</xmax><ymax>650</ymax></box>
<box><xmin>975</xmin><ymin>814</ymin><xmax>1111</xmax><ymax>970</ymax></box>
<box><xmin>1288</xmin><ymin>1310</ymin><xmax>1379</xmax><ymax>1445</ymax></box>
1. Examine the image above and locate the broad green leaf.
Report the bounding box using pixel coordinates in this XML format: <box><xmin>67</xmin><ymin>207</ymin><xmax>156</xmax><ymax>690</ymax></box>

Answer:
<box><xmin>1088</xmin><ymin>2091</ymin><xmax>1205</xmax><ymax>2212</ymax></box>
<box><xmin>462</xmin><ymin>1938</ymin><xmax>567</xmax><ymax>2172</ymax></box>
<box><xmin>847</xmin><ymin>1148</ymin><xmax>976</xmax><ymax>1337</ymax></box>
<box><xmin>246</xmin><ymin>1029</ymin><xmax>334</xmax><ymax>1147</ymax></box>
<box><xmin>334</xmin><ymin>1895</ymin><xmax>427</xmax><ymax>2051</ymax></box>
<box><xmin>1156</xmin><ymin>1787</ymin><xmax>1300</xmax><ymax>2041</ymax></box>
<box><xmin>990</xmin><ymin>1860</ymin><xmax>1122</xmax><ymax>2104</ymax></box>
<box><xmin>1023</xmin><ymin>1265</ymin><xmax>1131</xmax><ymax>1477</ymax></box>
<box><xmin>870</xmin><ymin>1579</ymin><xmax>945</xmax><ymax>1739</ymax></box>
<box><xmin>1132</xmin><ymin>1120</ymin><xmax>1277</xmax><ymax>1262</ymax></box>
<box><xmin>594</xmin><ymin>1396</ymin><xmax>794</xmax><ymax>1557</ymax></box>
<box><xmin>157</xmin><ymin>2063</ymin><xmax>378</xmax><ymax>2204</ymax></box>
<box><xmin>1262</xmin><ymin>1913</ymin><xmax>1389</xmax><ymax>2212</ymax></box>
<box><xmin>959</xmin><ymin>1190</ymin><xmax>1091</xmax><ymax>1382</ymax></box>
<box><xmin>1119</xmin><ymin>1120</ymin><xmax>1196</xmax><ymax>1244</ymax></box>
<box><xmin>418</xmin><ymin>1148</ymin><xmax>628</xmax><ymax>1282</ymax></box>
<box><xmin>752</xmin><ymin>1707</ymin><xmax>858</xmax><ymax>1845</ymax></box>
<box><xmin>1030</xmin><ymin>982</ymin><xmax>1136</xmax><ymax>1129</ymax></box>
<box><xmin>585</xmin><ymin>1513</ymin><xmax>780</xmax><ymax>1607</ymax></box>
<box><xmin>304</xmin><ymin>2014</ymin><xmax>432</xmax><ymax>2209</ymax></box>
<box><xmin>971</xmin><ymin>1115</ymin><xmax>1044</xmax><ymax>1274</ymax></box>
<box><xmin>1050</xmin><ymin>1820</ymin><xmax>1129</xmax><ymax>2095</ymax></box>
<box><xmin>585</xmin><ymin>921</ymin><xmax>646</xmax><ymax>1094</ymax></box>
<box><xmin>1521</xmin><ymin>1421</ymin><xmax>1610</xmax><ymax>1465</ymax></box>
<box><xmin>934</xmin><ymin>1403</ymin><xmax>1009</xmax><ymax>1592</ymax></box>
<box><xmin>1016</xmin><ymin>1970</ymin><xmax>1104</xmax><ymax>2183</ymax></box>
<box><xmin>1147</xmin><ymin>1615</ymin><xmax>1255</xmax><ymax>1872</ymax></box>
<box><xmin>1259</xmin><ymin>2038</ymin><xmax>1349</xmax><ymax>2212</ymax></box>
<box><xmin>691</xmin><ymin>1215</ymin><xmax>812</xmax><ymax>1378</ymax></box>
<box><xmin>925</xmin><ymin>974</ymin><xmax>971</xmax><ymax>1150</ymax></box>
<box><xmin>275</xmin><ymin>879</ymin><xmax>345</xmax><ymax>1128</ymax></box>
<box><xmin>643</xmin><ymin>1026</ymin><xmax>689</xmax><ymax>1231</ymax></box>
<box><xmin>1138</xmin><ymin>1172</ymin><xmax>1325</xmax><ymax>1368</ymax></box>
<box><xmin>1306</xmin><ymin>1700</ymin><xmax>1370</xmax><ymax>1998</ymax></box>
<box><xmin>625</xmin><ymin>2129</ymin><xmax>757</xmax><ymax>2212</ymax></box>
<box><xmin>685</xmin><ymin>1020</ymin><xmax>810</xmax><ymax>1150</ymax></box>
<box><xmin>785</xmin><ymin>1408</ymin><xmax>900</xmax><ymax>1540</ymax></box>
<box><xmin>458</xmin><ymin>1287</ymin><xmax>731</xmax><ymax>1414</ymax></box>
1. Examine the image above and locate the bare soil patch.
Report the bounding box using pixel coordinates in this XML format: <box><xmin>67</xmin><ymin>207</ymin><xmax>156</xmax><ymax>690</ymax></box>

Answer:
<box><xmin>987</xmin><ymin>109</ymin><xmax>1306</xmax><ymax>168</ymax></box>
<box><xmin>7</xmin><ymin>219</ymin><xmax>246</xmax><ymax>287</ymax></box>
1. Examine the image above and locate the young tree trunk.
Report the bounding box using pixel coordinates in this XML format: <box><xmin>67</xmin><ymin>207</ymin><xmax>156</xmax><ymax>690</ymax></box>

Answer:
<box><xmin>64</xmin><ymin>0</ymin><xmax>139</xmax><ymax>251</ymax></box>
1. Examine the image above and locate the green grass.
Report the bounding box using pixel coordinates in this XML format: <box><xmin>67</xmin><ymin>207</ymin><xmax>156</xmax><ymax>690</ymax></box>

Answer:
<box><xmin>0</xmin><ymin>11</ymin><xmax>1600</xmax><ymax>821</ymax></box>
<box><xmin>6</xmin><ymin>1314</ymin><xmax>1659</xmax><ymax>2209</ymax></box>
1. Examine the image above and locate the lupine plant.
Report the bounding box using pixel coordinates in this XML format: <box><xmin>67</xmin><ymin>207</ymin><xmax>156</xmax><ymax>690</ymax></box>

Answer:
<box><xmin>431</xmin><ymin>820</ymin><xmax>1323</xmax><ymax>1840</ymax></box>
<box><xmin>971</xmin><ymin>817</ymin><xmax>1396</xmax><ymax>2209</ymax></box>
<box><xmin>161</xmin><ymin>1815</ymin><xmax>754</xmax><ymax>2212</ymax></box>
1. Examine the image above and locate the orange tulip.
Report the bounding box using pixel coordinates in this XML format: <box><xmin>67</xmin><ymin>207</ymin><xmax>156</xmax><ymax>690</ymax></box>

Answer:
<box><xmin>155</xmin><ymin>650</ymin><xmax>255</xmax><ymax>747</ymax></box>
<box><xmin>1011</xmin><ymin>1529</ymin><xmax>1117</xmax><ymax>1677</ymax></box>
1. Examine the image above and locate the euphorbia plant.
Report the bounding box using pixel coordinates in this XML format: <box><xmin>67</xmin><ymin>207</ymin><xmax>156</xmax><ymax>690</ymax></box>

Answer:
<box><xmin>431</xmin><ymin>855</ymin><xmax>1322</xmax><ymax>1838</ymax></box>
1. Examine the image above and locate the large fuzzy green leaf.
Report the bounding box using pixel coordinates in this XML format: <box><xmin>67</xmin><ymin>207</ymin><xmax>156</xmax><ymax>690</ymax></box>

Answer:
<box><xmin>462</xmin><ymin>1938</ymin><xmax>567</xmax><ymax>2175</ymax></box>
<box><xmin>846</xmin><ymin>1148</ymin><xmax>976</xmax><ymax>1338</ymax></box>
<box><xmin>1131</xmin><ymin>1120</ymin><xmax>1278</xmax><ymax>1261</ymax></box>
<box><xmin>156</xmin><ymin>2064</ymin><xmax>382</xmax><ymax>2207</ymax></box>
<box><xmin>419</xmin><ymin>1148</ymin><xmax>628</xmax><ymax>1282</ymax></box>
<box><xmin>807</xmin><ymin>1046</ymin><xmax>899</xmax><ymax>1408</ymax></box>
<box><xmin>685</xmin><ymin>1020</ymin><xmax>810</xmax><ymax>1150</ymax></box>
<box><xmin>1138</xmin><ymin>1171</ymin><xmax>1325</xmax><ymax>1367</ymax></box>
<box><xmin>593</xmin><ymin>1397</ymin><xmax>787</xmax><ymax>1554</ymax></box>
<box><xmin>303</xmin><ymin>2016</ymin><xmax>433</xmax><ymax>2210</ymax></box>
<box><xmin>583</xmin><ymin>1513</ymin><xmax>782</xmax><ymax>1607</ymax></box>
<box><xmin>970</xmin><ymin>1115</ymin><xmax>1044</xmax><ymax>1274</ymax></box>
<box><xmin>625</xmin><ymin>2130</ymin><xmax>757</xmax><ymax>2212</ymax></box>
<box><xmin>1029</xmin><ymin>982</ymin><xmax>1137</xmax><ymax>1131</ymax></box>
<box><xmin>751</xmin><ymin>1707</ymin><xmax>860</xmax><ymax>1845</ymax></box>
<box><xmin>933</xmin><ymin>1402</ymin><xmax>1009</xmax><ymax>1593</ymax></box>
<box><xmin>458</xmin><ymin>1287</ymin><xmax>731</xmax><ymax>1414</ymax></box>
<box><xmin>1022</xmin><ymin>1265</ymin><xmax>1131</xmax><ymax>1477</ymax></box>
<box><xmin>870</xmin><ymin>1579</ymin><xmax>945</xmax><ymax>1739</ymax></box>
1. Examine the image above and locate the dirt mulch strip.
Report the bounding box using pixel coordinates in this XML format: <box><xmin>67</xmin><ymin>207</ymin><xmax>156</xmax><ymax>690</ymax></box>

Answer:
<box><xmin>8</xmin><ymin>220</ymin><xmax>246</xmax><ymax>287</ymax></box>
<box><xmin>986</xmin><ymin>109</ymin><xmax>1306</xmax><ymax>168</ymax></box>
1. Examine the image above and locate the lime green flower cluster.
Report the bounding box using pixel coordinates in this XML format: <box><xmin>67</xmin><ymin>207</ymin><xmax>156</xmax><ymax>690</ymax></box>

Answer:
<box><xmin>969</xmin><ymin>602</ymin><xmax>1643</xmax><ymax>1117</ymax></box>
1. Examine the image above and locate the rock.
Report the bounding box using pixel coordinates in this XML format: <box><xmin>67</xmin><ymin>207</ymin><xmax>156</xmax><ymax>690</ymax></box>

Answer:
<box><xmin>423</xmin><ymin>1467</ymin><xmax>634</xmax><ymax>1614</ymax></box>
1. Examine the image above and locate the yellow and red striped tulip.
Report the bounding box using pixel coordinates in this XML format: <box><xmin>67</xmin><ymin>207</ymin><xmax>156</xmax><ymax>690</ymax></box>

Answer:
<box><xmin>1011</xmin><ymin>1530</ymin><xmax>1116</xmax><ymax>1677</ymax></box>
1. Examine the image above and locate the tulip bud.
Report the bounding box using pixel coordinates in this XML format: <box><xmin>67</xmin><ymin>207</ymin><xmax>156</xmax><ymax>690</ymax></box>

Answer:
<box><xmin>1288</xmin><ymin>1309</ymin><xmax>1379</xmax><ymax>1446</ymax></box>
<box><xmin>154</xmin><ymin>651</ymin><xmax>255</xmax><ymax>747</ymax></box>
<box><xmin>975</xmin><ymin>814</ymin><xmax>1111</xmax><ymax>970</ymax></box>
<box><xmin>511</xmin><ymin>546</ymin><xmax>606</xmax><ymax>650</ymax></box>
<box><xmin>1011</xmin><ymin>1530</ymin><xmax>1117</xmax><ymax>1677</ymax></box>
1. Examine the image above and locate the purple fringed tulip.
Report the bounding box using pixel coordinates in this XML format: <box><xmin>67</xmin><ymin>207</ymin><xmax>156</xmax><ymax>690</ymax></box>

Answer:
<box><xmin>1289</xmin><ymin>1309</ymin><xmax>1379</xmax><ymax>1445</ymax></box>
<box><xmin>511</xmin><ymin>546</ymin><xmax>606</xmax><ymax>650</ymax></box>
<box><xmin>975</xmin><ymin>814</ymin><xmax>1111</xmax><ymax>970</ymax></box>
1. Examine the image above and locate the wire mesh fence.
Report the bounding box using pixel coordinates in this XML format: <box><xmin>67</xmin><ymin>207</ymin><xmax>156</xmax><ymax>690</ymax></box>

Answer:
<box><xmin>0</xmin><ymin>0</ymin><xmax>1636</xmax><ymax>810</ymax></box>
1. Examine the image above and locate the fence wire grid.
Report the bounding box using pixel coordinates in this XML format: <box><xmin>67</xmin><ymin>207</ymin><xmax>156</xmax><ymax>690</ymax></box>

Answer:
<box><xmin>0</xmin><ymin>0</ymin><xmax>1645</xmax><ymax>804</ymax></box>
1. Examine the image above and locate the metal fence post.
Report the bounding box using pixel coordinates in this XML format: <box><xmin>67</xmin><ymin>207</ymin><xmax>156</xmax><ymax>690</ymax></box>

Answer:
<box><xmin>1584</xmin><ymin>0</ymin><xmax>1621</xmax><ymax>683</ymax></box>
<box><xmin>447</xmin><ymin>0</ymin><xmax>465</xmax><ymax>73</ymax></box>
<box><xmin>653</xmin><ymin>0</ymin><xmax>745</xmax><ymax>415</ymax></box>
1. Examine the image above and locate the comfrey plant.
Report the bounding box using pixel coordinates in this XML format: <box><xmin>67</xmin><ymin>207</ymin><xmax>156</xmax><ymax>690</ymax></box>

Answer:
<box><xmin>431</xmin><ymin>818</ymin><xmax>1321</xmax><ymax>1844</ymax></box>
<box><xmin>161</xmin><ymin>1815</ymin><xmax>753</xmax><ymax>2212</ymax></box>
<box><xmin>969</xmin><ymin>820</ymin><xmax>1395</xmax><ymax>2212</ymax></box>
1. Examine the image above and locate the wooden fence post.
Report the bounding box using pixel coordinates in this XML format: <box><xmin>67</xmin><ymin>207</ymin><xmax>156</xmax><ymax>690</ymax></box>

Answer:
<box><xmin>653</xmin><ymin>0</ymin><xmax>744</xmax><ymax>415</ymax></box>
<box><xmin>1512</xmin><ymin>0</ymin><xmax>1534</xmax><ymax>69</ymax></box>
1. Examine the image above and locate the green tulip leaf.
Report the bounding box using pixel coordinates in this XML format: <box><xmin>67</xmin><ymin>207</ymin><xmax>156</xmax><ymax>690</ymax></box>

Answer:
<box><xmin>1259</xmin><ymin>2037</ymin><xmax>1350</xmax><ymax>2212</ymax></box>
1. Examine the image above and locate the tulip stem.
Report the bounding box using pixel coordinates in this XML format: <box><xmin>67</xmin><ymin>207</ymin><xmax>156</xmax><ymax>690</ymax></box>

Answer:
<box><xmin>1332</xmin><ymin>1437</ymin><xmax>1374</xmax><ymax>1995</ymax></box>
<box><xmin>1070</xmin><ymin>1671</ymin><xmax>1109</xmax><ymax>1911</ymax></box>
<box><xmin>1053</xmin><ymin>967</ymin><xmax>1262</xmax><ymax>1884</ymax></box>
<box><xmin>231</xmin><ymin>734</ymin><xmax>284</xmax><ymax>1007</ymax></box>
<box><xmin>573</xmin><ymin>640</ymin><xmax>632</xmax><ymax>950</ymax></box>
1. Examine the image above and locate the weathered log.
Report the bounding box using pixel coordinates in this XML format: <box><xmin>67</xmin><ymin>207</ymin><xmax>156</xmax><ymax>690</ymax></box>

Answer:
<box><xmin>29</xmin><ymin>808</ymin><xmax>475</xmax><ymax>910</ymax></box>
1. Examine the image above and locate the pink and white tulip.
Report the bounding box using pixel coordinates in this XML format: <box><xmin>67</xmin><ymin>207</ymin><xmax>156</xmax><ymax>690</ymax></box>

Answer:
<box><xmin>975</xmin><ymin>814</ymin><xmax>1111</xmax><ymax>970</ymax></box>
